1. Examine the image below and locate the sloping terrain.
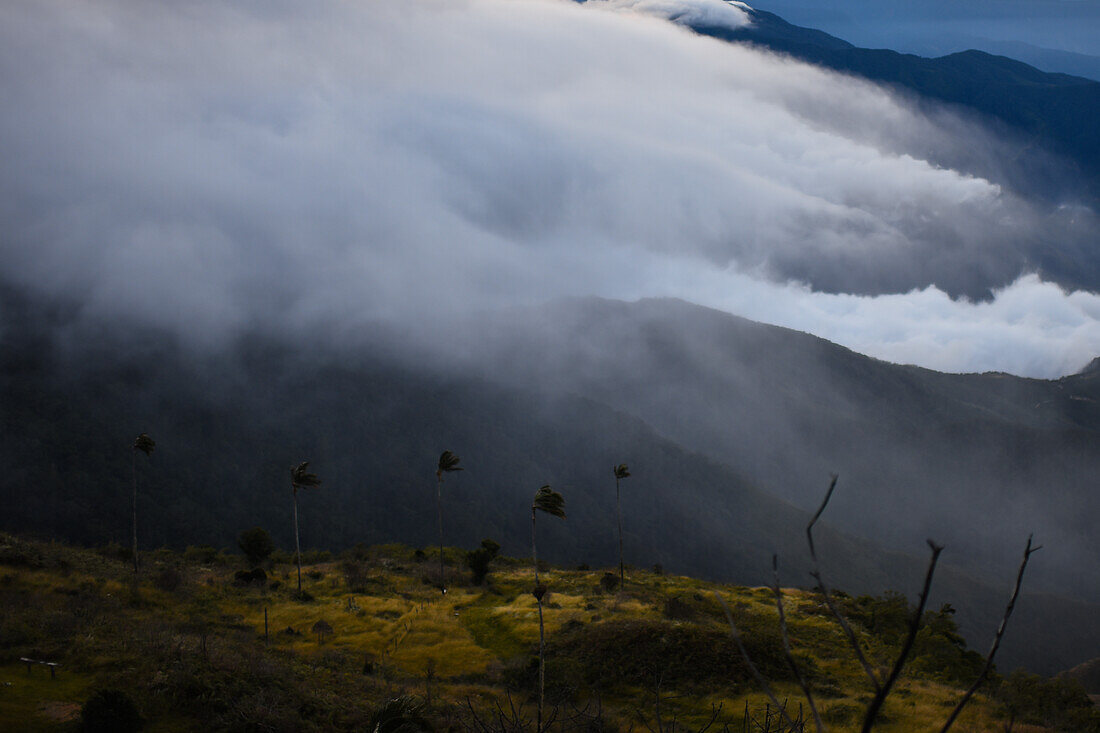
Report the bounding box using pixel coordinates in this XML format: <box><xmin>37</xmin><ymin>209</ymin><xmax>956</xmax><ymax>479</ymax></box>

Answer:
<box><xmin>1</xmin><ymin>294</ymin><xmax>1098</xmax><ymax>674</ymax></box>
<box><xmin>697</xmin><ymin>5</ymin><xmax>1100</xmax><ymax>202</ymax></box>
<box><xmin>5</xmin><ymin>533</ymin><xmax>1091</xmax><ymax>732</ymax></box>
<box><xmin>466</xmin><ymin>297</ymin><xmax>1100</xmax><ymax>603</ymax></box>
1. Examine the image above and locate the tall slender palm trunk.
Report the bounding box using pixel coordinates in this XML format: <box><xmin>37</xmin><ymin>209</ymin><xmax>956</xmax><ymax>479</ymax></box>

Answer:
<box><xmin>616</xmin><ymin>477</ymin><xmax>624</xmax><ymax>587</ymax></box>
<box><xmin>437</xmin><ymin>476</ymin><xmax>445</xmax><ymax>593</ymax></box>
<box><xmin>536</xmin><ymin>598</ymin><xmax>545</xmax><ymax>731</ymax></box>
<box><xmin>131</xmin><ymin>450</ymin><xmax>139</xmax><ymax>574</ymax></box>
<box><xmin>532</xmin><ymin>509</ymin><xmax>545</xmax><ymax>733</ymax></box>
<box><xmin>293</xmin><ymin>487</ymin><xmax>302</xmax><ymax>592</ymax></box>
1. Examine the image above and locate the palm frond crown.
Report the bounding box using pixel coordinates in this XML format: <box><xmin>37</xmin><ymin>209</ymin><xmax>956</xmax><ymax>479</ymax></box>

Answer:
<box><xmin>614</xmin><ymin>463</ymin><xmax>630</xmax><ymax>480</ymax></box>
<box><xmin>532</xmin><ymin>485</ymin><xmax>566</xmax><ymax>519</ymax></box>
<box><xmin>437</xmin><ymin>450</ymin><xmax>463</xmax><ymax>478</ymax></box>
<box><xmin>291</xmin><ymin>462</ymin><xmax>322</xmax><ymax>490</ymax></box>
<box><xmin>133</xmin><ymin>433</ymin><xmax>155</xmax><ymax>456</ymax></box>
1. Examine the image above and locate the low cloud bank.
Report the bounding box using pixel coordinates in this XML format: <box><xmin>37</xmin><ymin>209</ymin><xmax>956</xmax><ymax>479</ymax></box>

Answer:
<box><xmin>0</xmin><ymin>0</ymin><xmax>1097</xmax><ymax>376</ymax></box>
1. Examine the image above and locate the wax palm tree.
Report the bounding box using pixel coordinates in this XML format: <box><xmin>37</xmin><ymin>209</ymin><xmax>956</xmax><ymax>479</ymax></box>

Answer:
<box><xmin>290</xmin><ymin>461</ymin><xmax>321</xmax><ymax>592</ymax></box>
<box><xmin>435</xmin><ymin>450</ymin><xmax>462</xmax><ymax>593</ymax></box>
<box><xmin>531</xmin><ymin>485</ymin><xmax>565</xmax><ymax>733</ymax></box>
<box><xmin>613</xmin><ymin>463</ymin><xmax>631</xmax><ymax>587</ymax></box>
<box><xmin>131</xmin><ymin>433</ymin><xmax>155</xmax><ymax>574</ymax></box>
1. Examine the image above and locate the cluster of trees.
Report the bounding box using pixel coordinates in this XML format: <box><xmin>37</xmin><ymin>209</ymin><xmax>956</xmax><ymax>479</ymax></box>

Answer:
<box><xmin>123</xmin><ymin>436</ymin><xmax>640</xmax><ymax>732</ymax></box>
<box><xmin>998</xmin><ymin>669</ymin><xmax>1100</xmax><ymax>732</ymax></box>
<box><xmin>118</xmin><ymin>435</ymin><xmax>1074</xmax><ymax>733</ymax></box>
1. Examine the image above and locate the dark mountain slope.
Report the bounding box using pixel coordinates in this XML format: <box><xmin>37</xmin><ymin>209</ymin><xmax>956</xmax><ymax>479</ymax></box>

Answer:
<box><xmin>689</xmin><ymin>7</ymin><xmax>1100</xmax><ymax>206</ymax></box>
<box><xmin>0</xmin><ymin>305</ymin><xmax>889</xmax><ymax>587</ymax></box>
<box><xmin>462</xmin><ymin>297</ymin><xmax>1100</xmax><ymax>605</ymax></box>
<box><xmin>1062</xmin><ymin>657</ymin><xmax>1100</xmax><ymax>695</ymax></box>
<box><xmin>1</xmin><ymin>294</ymin><xmax>1098</xmax><ymax>672</ymax></box>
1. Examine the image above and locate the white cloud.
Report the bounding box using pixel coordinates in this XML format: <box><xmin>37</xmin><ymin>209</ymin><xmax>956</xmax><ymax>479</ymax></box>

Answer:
<box><xmin>631</xmin><ymin>262</ymin><xmax>1100</xmax><ymax>377</ymax></box>
<box><xmin>0</xmin><ymin>0</ymin><xmax>1097</xmax><ymax>376</ymax></box>
<box><xmin>590</xmin><ymin>0</ymin><xmax>752</xmax><ymax>30</ymax></box>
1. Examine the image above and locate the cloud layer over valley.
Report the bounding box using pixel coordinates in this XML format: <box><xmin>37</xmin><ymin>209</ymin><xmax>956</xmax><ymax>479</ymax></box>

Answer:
<box><xmin>1</xmin><ymin>0</ymin><xmax>1098</xmax><ymax>376</ymax></box>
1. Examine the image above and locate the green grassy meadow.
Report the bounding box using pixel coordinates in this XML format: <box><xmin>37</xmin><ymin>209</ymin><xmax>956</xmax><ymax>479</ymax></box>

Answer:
<box><xmin>0</xmin><ymin>533</ymin><xmax>1057</xmax><ymax>731</ymax></box>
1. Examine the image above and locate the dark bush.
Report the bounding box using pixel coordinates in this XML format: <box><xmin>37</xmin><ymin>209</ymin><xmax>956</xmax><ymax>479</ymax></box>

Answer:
<box><xmin>80</xmin><ymin>689</ymin><xmax>143</xmax><ymax>732</ymax></box>
<box><xmin>908</xmin><ymin>604</ymin><xmax>984</xmax><ymax>685</ymax></box>
<box><xmin>368</xmin><ymin>696</ymin><xmax>433</xmax><ymax>732</ymax></box>
<box><xmin>599</xmin><ymin>573</ymin><xmax>619</xmax><ymax>593</ymax></box>
<box><xmin>662</xmin><ymin>595</ymin><xmax>694</xmax><ymax>620</ymax></box>
<box><xmin>847</xmin><ymin>591</ymin><xmax>910</xmax><ymax>644</ymax></box>
<box><xmin>343</xmin><ymin>542</ymin><xmax>371</xmax><ymax>562</ymax></box>
<box><xmin>232</xmin><ymin>568</ymin><xmax>267</xmax><ymax>587</ymax></box>
<box><xmin>342</xmin><ymin>560</ymin><xmax>371</xmax><ymax>592</ymax></box>
<box><xmin>95</xmin><ymin>542</ymin><xmax>132</xmax><ymax>564</ymax></box>
<box><xmin>183</xmin><ymin>545</ymin><xmax>218</xmax><ymax>565</ymax></box>
<box><xmin>237</xmin><ymin>528</ymin><xmax>274</xmax><ymax>567</ymax></box>
<box><xmin>465</xmin><ymin>539</ymin><xmax>501</xmax><ymax>585</ymax></box>
<box><xmin>999</xmin><ymin>669</ymin><xmax>1100</xmax><ymax>732</ymax></box>
<box><xmin>153</xmin><ymin>566</ymin><xmax>182</xmax><ymax>592</ymax></box>
<box><xmin>547</xmin><ymin>618</ymin><xmax>791</xmax><ymax>691</ymax></box>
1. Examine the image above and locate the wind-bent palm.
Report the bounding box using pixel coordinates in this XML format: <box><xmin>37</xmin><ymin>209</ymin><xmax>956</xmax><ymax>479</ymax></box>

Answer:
<box><xmin>435</xmin><ymin>450</ymin><xmax>463</xmax><ymax>593</ymax></box>
<box><xmin>614</xmin><ymin>463</ymin><xmax>630</xmax><ymax>587</ymax></box>
<box><xmin>131</xmin><ymin>433</ymin><xmax>155</xmax><ymax>574</ymax></box>
<box><xmin>290</xmin><ymin>461</ymin><xmax>321</xmax><ymax>592</ymax></box>
<box><xmin>531</xmin><ymin>485</ymin><xmax>565</xmax><ymax>733</ymax></box>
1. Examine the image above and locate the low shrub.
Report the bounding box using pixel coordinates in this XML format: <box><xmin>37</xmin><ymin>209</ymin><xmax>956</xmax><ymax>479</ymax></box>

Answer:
<box><xmin>233</xmin><ymin>568</ymin><xmax>267</xmax><ymax>587</ymax></box>
<box><xmin>153</xmin><ymin>566</ymin><xmax>182</xmax><ymax>592</ymax></box>
<box><xmin>183</xmin><ymin>545</ymin><xmax>218</xmax><ymax>565</ymax></box>
<box><xmin>546</xmin><ymin>618</ymin><xmax>791</xmax><ymax>691</ymax></box>
<box><xmin>80</xmin><ymin>688</ymin><xmax>144</xmax><ymax>732</ymax></box>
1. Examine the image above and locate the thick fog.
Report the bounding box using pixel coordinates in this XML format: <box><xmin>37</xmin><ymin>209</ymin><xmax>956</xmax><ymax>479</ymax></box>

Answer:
<box><xmin>1</xmin><ymin>0</ymin><xmax>1099</xmax><ymax>376</ymax></box>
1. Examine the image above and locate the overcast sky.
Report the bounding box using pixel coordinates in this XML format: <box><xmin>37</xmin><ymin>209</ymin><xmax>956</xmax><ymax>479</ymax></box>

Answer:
<box><xmin>2</xmin><ymin>0</ymin><xmax>1099</xmax><ymax>377</ymax></box>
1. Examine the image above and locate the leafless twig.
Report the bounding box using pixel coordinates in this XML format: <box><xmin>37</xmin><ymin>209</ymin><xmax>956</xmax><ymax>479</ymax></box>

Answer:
<box><xmin>806</xmin><ymin>476</ymin><xmax>881</xmax><ymax>693</ymax></box>
<box><xmin>860</xmin><ymin>539</ymin><xmax>944</xmax><ymax>733</ymax></box>
<box><xmin>939</xmin><ymin>535</ymin><xmax>1041</xmax><ymax>733</ymax></box>
<box><xmin>771</xmin><ymin>555</ymin><xmax>825</xmax><ymax>733</ymax></box>
<box><xmin>696</xmin><ymin>701</ymin><xmax>725</xmax><ymax>733</ymax></box>
<box><xmin>715</xmin><ymin>593</ymin><xmax>799</xmax><ymax>731</ymax></box>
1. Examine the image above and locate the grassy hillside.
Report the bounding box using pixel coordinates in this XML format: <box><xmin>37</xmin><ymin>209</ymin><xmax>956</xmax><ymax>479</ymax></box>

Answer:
<box><xmin>3</xmin><ymin>293</ymin><xmax>1099</xmax><ymax>677</ymax></box>
<box><xmin>3</xmin><ymin>533</ymin><xmax>1095</xmax><ymax>732</ymax></box>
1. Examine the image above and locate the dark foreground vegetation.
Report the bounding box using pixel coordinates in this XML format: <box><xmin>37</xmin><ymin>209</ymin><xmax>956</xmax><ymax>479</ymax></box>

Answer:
<box><xmin>1</xmin><ymin>533</ymin><xmax>1096</xmax><ymax>732</ymax></box>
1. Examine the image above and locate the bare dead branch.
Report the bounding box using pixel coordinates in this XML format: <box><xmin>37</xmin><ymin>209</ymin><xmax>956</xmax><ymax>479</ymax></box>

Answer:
<box><xmin>655</xmin><ymin>671</ymin><xmax>664</xmax><ymax>733</ymax></box>
<box><xmin>860</xmin><ymin>539</ymin><xmax>944</xmax><ymax>733</ymax></box>
<box><xmin>465</xmin><ymin>696</ymin><xmax>494</xmax><ymax>733</ymax></box>
<box><xmin>770</xmin><ymin>555</ymin><xmax>826</xmax><ymax>733</ymax></box>
<box><xmin>806</xmin><ymin>475</ymin><xmax>882</xmax><ymax>693</ymax></box>
<box><xmin>696</xmin><ymin>702</ymin><xmax>724</xmax><ymax>733</ymax></box>
<box><xmin>938</xmin><ymin>535</ymin><xmax>1041</xmax><ymax>733</ymax></box>
<box><xmin>805</xmin><ymin>475</ymin><xmax>838</xmax><ymax>562</ymax></box>
<box><xmin>714</xmin><ymin>592</ymin><xmax>799</xmax><ymax>731</ymax></box>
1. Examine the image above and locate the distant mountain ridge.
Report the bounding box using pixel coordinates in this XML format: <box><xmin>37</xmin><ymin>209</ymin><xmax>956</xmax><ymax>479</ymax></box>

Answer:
<box><xmin>690</xmin><ymin>5</ymin><xmax>1100</xmax><ymax>203</ymax></box>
